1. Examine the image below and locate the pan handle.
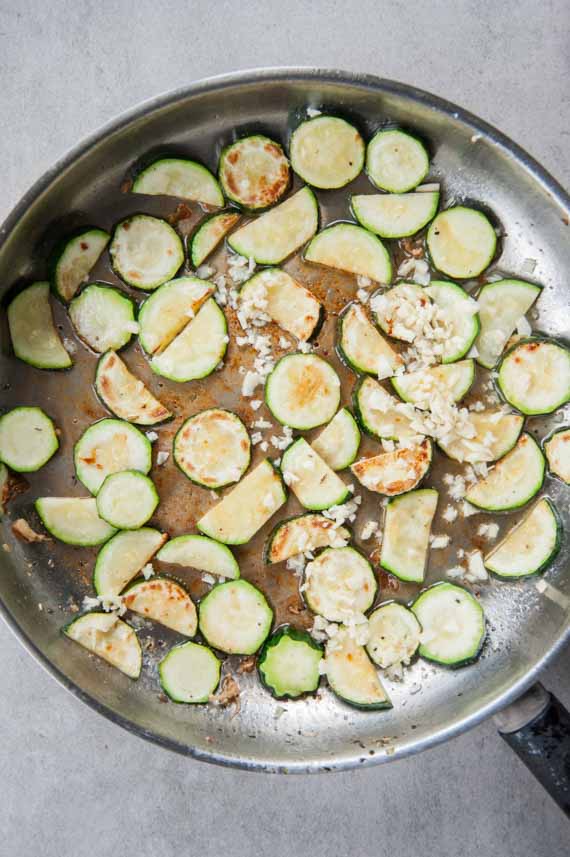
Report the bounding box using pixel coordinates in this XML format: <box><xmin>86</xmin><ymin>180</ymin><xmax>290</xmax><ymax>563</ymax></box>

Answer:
<box><xmin>494</xmin><ymin>683</ymin><xmax>570</xmax><ymax>817</ymax></box>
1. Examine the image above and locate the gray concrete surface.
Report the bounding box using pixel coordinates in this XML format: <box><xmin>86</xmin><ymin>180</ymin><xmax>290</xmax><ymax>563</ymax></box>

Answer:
<box><xmin>1</xmin><ymin>1</ymin><xmax>569</xmax><ymax>854</ymax></box>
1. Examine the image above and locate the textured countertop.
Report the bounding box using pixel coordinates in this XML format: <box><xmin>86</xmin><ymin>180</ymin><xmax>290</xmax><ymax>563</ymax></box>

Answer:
<box><xmin>1</xmin><ymin>2</ymin><xmax>569</xmax><ymax>854</ymax></box>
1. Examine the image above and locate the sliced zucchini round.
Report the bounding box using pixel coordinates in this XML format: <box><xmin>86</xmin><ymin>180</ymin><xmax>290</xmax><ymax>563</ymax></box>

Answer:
<box><xmin>351</xmin><ymin>439</ymin><xmax>432</xmax><ymax>496</ymax></box>
<box><xmin>138</xmin><ymin>276</ymin><xmax>213</xmax><ymax>356</ymax></box>
<box><xmin>427</xmin><ymin>207</ymin><xmax>497</xmax><ymax>279</ymax></box>
<box><xmin>69</xmin><ymin>284</ymin><xmax>136</xmax><ymax>353</ymax></box>
<box><xmin>8</xmin><ymin>282</ymin><xmax>72</xmax><ymax>370</ymax></box>
<box><xmin>497</xmin><ymin>338</ymin><xmax>570</xmax><ymax>416</ymax></box>
<box><xmin>353</xmin><ymin>376</ymin><xmax>417</xmax><ymax>442</ymax></box>
<box><xmin>352</xmin><ymin>191</ymin><xmax>439</xmax><ymax>239</ymax></box>
<box><xmin>465</xmin><ymin>434</ymin><xmax>545</xmax><ymax>511</ymax></box>
<box><xmin>96</xmin><ymin>470</ymin><xmax>159</xmax><ymax>529</ymax></box>
<box><xmin>265</xmin><ymin>353</ymin><xmax>340</xmax><ymax>430</ymax></box>
<box><xmin>191</xmin><ymin>211</ymin><xmax>241</xmax><ymax>268</ymax></box>
<box><xmin>325</xmin><ymin>629</ymin><xmax>391</xmax><ymax>710</ymax></box>
<box><xmin>366</xmin><ymin>129</ymin><xmax>429</xmax><ymax>193</ymax></box>
<box><xmin>239</xmin><ymin>268</ymin><xmax>323</xmax><ymax>342</ymax></box>
<box><xmin>259</xmin><ymin>626</ymin><xmax>323</xmax><ymax>698</ymax></box>
<box><xmin>425</xmin><ymin>281</ymin><xmax>480</xmax><ymax>363</ymax></box>
<box><xmin>265</xmin><ymin>513</ymin><xmax>350</xmax><ymax>564</ymax></box>
<box><xmin>110</xmin><ymin>215</ymin><xmax>184</xmax><ymax>290</ymax></box>
<box><xmin>438</xmin><ymin>410</ymin><xmax>523</xmax><ymax>463</ymax></box>
<box><xmin>412</xmin><ymin>582</ymin><xmax>485</xmax><ymax>667</ymax></box>
<box><xmin>174</xmin><ymin>409</ymin><xmax>250</xmax><ymax>489</ymax></box>
<box><xmin>96</xmin><ymin>351</ymin><xmax>171</xmax><ymax>425</ymax></box>
<box><xmin>544</xmin><ymin>427</ymin><xmax>570</xmax><ymax>484</ymax></box>
<box><xmin>475</xmin><ymin>279</ymin><xmax>542</xmax><ymax>369</ymax></box>
<box><xmin>366</xmin><ymin>602</ymin><xmax>421</xmax><ymax>669</ymax></box>
<box><xmin>337</xmin><ymin>303</ymin><xmax>402</xmax><ymax>378</ymax></box>
<box><xmin>123</xmin><ymin>577</ymin><xmax>197</xmax><ymax>637</ymax></box>
<box><xmin>304</xmin><ymin>223</ymin><xmax>392</xmax><ymax>284</ymax></box>
<box><xmin>74</xmin><ymin>419</ymin><xmax>152</xmax><ymax>495</ymax></box>
<box><xmin>198</xmin><ymin>579</ymin><xmax>273</xmax><ymax>655</ymax></box>
<box><xmin>35</xmin><ymin>496</ymin><xmax>116</xmax><ymax>546</ymax></box>
<box><xmin>281</xmin><ymin>438</ymin><xmax>349</xmax><ymax>511</ymax></box>
<box><xmin>219</xmin><ymin>135</ymin><xmax>290</xmax><ymax>209</ymax></box>
<box><xmin>381</xmin><ymin>488</ymin><xmax>438</xmax><ymax>583</ymax></box>
<box><xmin>150</xmin><ymin>298</ymin><xmax>228</xmax><ymax>383</ymax></box>
<box><xmin>311</xmin><ymin>408</ymin><xmax>361</xmax><ymax>471</ymax></box>
<box><xmin>64</xmin><ymin>612</ymin><xmax>141</xmax><ymax>679</ymax></box>
<box><xmin>159</xmin><ymin>641</ymin><xmax>221</xmax><ymax>703</ymax></box>
<box><xmin>51</xmin><ymin>228</ymin><xmax>110</xmax><ymax>302</ymax></box>
<box><xmin>304</xmin><ymin>546</ymin><xmax>376</xmax><ymax>621</ymax></box>
<box><xmin>290</xmin><ymin>115</ymin><xmax>364</xmax><ymax>189</ymax></box>
<box><xmin>484</xmin><ymin>498</ymin><xmax>560</xmax><ymax>579</ymax></box>
<box><xmin>93</xmin><ymin>527</ymin><xmax>168</xmax><ymax>597</ymax></box>
<box><xmin>157</xmin><ymin>534</ymin><xmax>240</xmax><ymax>579</ymax></box>
<box><xmin>390</xmin><ymin>360</ymin><xmax>474</xmax><ymax>407</ymax></box>
<box><xmin>0</xmin><ymin>407</ymin><xmax>58</xmax><ymax>473</ymax></box>
<box><xmin>132</xmin><ymin>158</ymin><xmax>223</xmax><ymax>207</ymax></box>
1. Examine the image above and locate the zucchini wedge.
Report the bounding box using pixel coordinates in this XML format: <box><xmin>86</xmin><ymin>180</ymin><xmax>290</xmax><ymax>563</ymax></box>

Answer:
<box><xmin>69</xmin><ymin>284</ymin><xmax>136</xmax><ymax>353</ymax></box>
<box><xmin>281</xmin><ymin>438</ymin><xmax>349</xmax><ymax>510</ymax></box>
<box><xmin>138</xmin><ymin>276</ymin><xmax>213</xmax><ymax>356</ymax></box>
<box><xmin>353</xmin><ymin>377</ymin><xmax>418</xmax><ymax>442</ymax></box>
<box><xmin>465</xmin><ymin>434</ymin><xmax>545</xmax><ymax>511</ymax></box>
<box><xmin>366</xmin><ymin>603</ymin><xmax>421</xmax><ymax>669</ymax></box>
<box><xmin>425</xmin><ymin>281</ymin><xmax>480</xmax><ymax>363</ymax></box>
<box><xmin>304</xmin><ymin>546</ymin><xmax>376</xmax><ymax>621</ymax></box>
<box><xmin>93</xmin><ymin>527</ymin><xmax>168</xmax><ymax>596</ymax></box>
<box><xmin>412</xmin><ymin>582</ymin><xmax>485</xmax><ymax>667</ymax></box>
<box><xmin>219</xmin><ymin>135</ymin><xmax>290</xmax><ymax>209</ymax></box>
<box><xmin>174</xmin><ymin>409</ymin><xmax>250</xmax><ymax>489</ymax></box>
<box><xmin>325</xmin><ymin>629</ymin><xmax>391</xmax><ymax>710</ymax></box>
<box><xmin>352</xmin><ymin>191</ymin><xmax>439</xmax><ymax>239</ymax></box>
<box><xmin>191</xmin><ymin>212</ymin><xmax>241</xmax><ymax>268</ymax></box>
<box><xmin>438</xmin><ymin>410</ymin><xmax>523</xmax><ymax>463</ymax></box>
<box><xmin>475</xmin><ymin>279</ymin><xmax>541</xmax><ymax>369</ymax></box>
<box><xmin>544</xmin><ymin>427</ymin><xmax>570</xmax><ymax>484</ymax></box>
<box><xmin>197</xmin><ymin>459</ymin><xmax>286</xmax><ymax>545</ymax></box>
<box><xmin>198</xmin><ymin>579</ymin><xmax>273</xmax><ymax>655</ymax></box>
<box><xmin>366</xmin><ymin>129</ymin><xmax>429</xmax><ymax>193</ymax></box>
<box><xmin>159</xmin><ymin>641</ymin><xmax>221</xmax><ymax>703</ymax></box>
<box><xmin>35</xmin><ymin>497</ymin><xmax>116</xmax><ymax>546</ymax></box>
<box><xmin>381</xmin><ymin>488</ymin><xmax>438</xmax><ymax>583</ymax></box>
<box><xmin>74</xmin><ymin>419</ymin><xmax>152</xmax><ymax>495</ymax></box>
<box><xmin>265</xmin><ymin>513</ymin><xmax>350</xmax><ymax>564</ymax></box>
<box><xmin>265</xmin><ymin>353</ymin><xmax>340</xmax><ymax>430</ymax></box>
<box><xmin>110</xmin><ymin>215</ymin><xmax>184</xmax><ymax>290</ymax></box>
<box><xmin>96</xmin><ymin>470</ymin><xmax>159</xmax><ymax>529</ymax></box>
<box><xmin>390</xmin><ymin>360</ymin><xmax>474</xmax><ymax>408</ymax></box>
<box><xmin>228</xmin><ymin>186</ymin><xmax>318</xmax><ymax>264</ymax></box>
<box><xmin>311</xmin><ymin>408</ymin><xmax>361</xmax><ymax>471</ymax></box>
<box><xmin>150</xmin><ymin>298</ymin><xmax>228</xmax><ymax>383</ymax></box>
<box><xmin>351</xmin><ymin>439</ymin><xmax>432</xmax><ymax>496</ymax></box>
<box><xmin>239</xmin><ymin>268</ymin><xmax>323</xmax><ymax>342</ymax></box>
<box><xmin>132</xmin><ymin>158</ymin><xmax>223</xmax><ymax>207</ymax></box>
<box><xmin>123</xmin><ymin>577</ymin><xmax>197</xmax><ymax>637</ymax></box>
<box><xmin>372</xmin><ymin>281</ymin><xmax>426</xmax><ymax>341</ymax></box>
<box><xmin>0</xmin><ymin>407</ymin><xmax>58</xmax><ymax>473</ymax></box>
<box><xmin>157</xmin><ymin>534</ymin><xmax>240</xmax><ymax>579</ymax></box>
<box><xmin>484</xmin><ymin>498</ymin><xmax>560</xmax><ymax>579</ymax></box>
<box><xmin>427</xmin><ymin>206</ymin><xmax>497</xmax><ymax>279</ymax></box>
<box><xmin>290</xmin><ymin>115</ymin><xmax>364</xmax><ymax>189</ymax></box>
<box><xmin>258</xmin><ymin>627</ymin><xmax>323</xmax><ymax>699</ymax></box>
<box><xmin>497</xmin><ymin>338</ymin><xmax>570</xmax><ymax>416</ymax></box>
<box><xmin>8</xmin><ymin>282</ymin><xmax>72</xmax><ymax>370</ymax></box>
<box><xmin>304</xmin><ymin>223</ymin><xmax>392</xmax><ymax>284</ymax></box>
<box><xmin>51</xmin><ymin>228</ymin><xmax>110</xmax><ymax>302</ymax></box>
<box><xmin>337</xmin><ymin>303</ymin><xmax>403</xmax><ymax>378</ymax></box>
<box><xmin>96</xmin><ymin>351</ymin><xmax>171</xmax><ymax>425</ymax></box>
<box><xmin>64</xmin><ymin>612</ymin><xmax>141</xmax><ymax>679</ymax></box>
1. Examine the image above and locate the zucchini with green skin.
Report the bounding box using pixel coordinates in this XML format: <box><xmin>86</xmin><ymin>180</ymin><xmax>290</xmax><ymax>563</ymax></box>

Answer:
<box><xmin>132</xmin><ymin>158</ymin><xmax>223</xmax><ymax>207</ymax></box>
<box><xmin>351</xmin><ymin>440</ymin><xmax>432</xmax><ymax>496</ymax></box>
<box><xmin>427</xmin><ymin>207</ymin><xmax>497</xmax><ymax>279</ymax></box>
<box><xmin>265</xmin><ymin>353</ymin><xmax>340</xmax><ymax>430</ymax></box>
<box><xmin>352</xmin><ymin>190</ymin><xmax>439</xmax><ymax>238</ymax></box>
<box><xmin>51</xmin><ymin>228</ymin><xmax>110</xmax><ymax>302</ymax></box>
<box><xmin>0</xmin><ymin>407</ymin><xmax>59</xmax><ymax>473</ymax></box>
<box><xmin>95</xmin><ymin>351</ymin><xmax>171</xmax><ymax>425</ymax></box>
<box><xmin>219</xmin><ymin>135</ymin><xmax>290</xmax><ymax>209</ymax></box>
<box><xmin>366</xmin><ymin>602</ymin><xmax>421</xmax><ymax>669</ymax></box>
<box><xmin>96</xmin><ymin>470</ymin><xmax>159</xmax><ymax>529</ymax></box>
<box><xmin>497</xmin><ymin>338</ymin><xmax>570</xmax><ymax>416</ymax></box>
<box><xmin>258</xmin><ymin>626</ymin><xmax>323</xmax><ymax>698</ymax></box>
<box><xmin>438</xmin><ymin>411</ymin><xmax>523</xmax><ymax>463</ymax></box>
<box><xmin>484</xmin><ymin>498</ymin><xmax>560</xmax><ymax>579</ymax></box>
<box><xmin>304</xmin><ymin>546</ymin><xmax>376</xmax><ymax>621</ymax></box>
<box><xmin>93</xmin><ymin>527</ymin><xmax>168</xmax><ymax>596</ymax></box>
<box><xmin>265</xmin><ymin>513</ymin><xmax>349</xmax><ymax>564</ymax></box>
<box><xmin>381</xmin><ymin>489</ymin><xmax>438</xmax><ymax>583</ymax></box>
<box><xmin>138</xmin><ymin>276</ymin><xmax>213</xmax><ymax>355</ymax></box>
<box><xmin>123</xmin><ymin>577</ymin><xmax>197</xmax><ymax>637</ymax></box>
<box><xmin>8</xmin><ymin>282</ymin><xmax>72</xmax><ymax>370</ymax></box>
<box><xmin>465</xmin><ymin>434</ymin><xmax>545</xmax><ymax>511</ymax></box>
<box><xmin>372</xmin><ymin>281</ymin><xmax>426</xmax><ymax>341</ymax></box>
<box><xmin>425</xmin><ymin>281</ymin><xmax>480</xmax><ymax>363</ymax></box>
<box><xmin>191</xmin><ymin>212</ymin><xmax>241</xmax><ymax>268</ymax></box>
<box><xmin>64</xmin><ymin>612</ymin><xmax>142</xmax><ymax>679</ymax></box>
<box><xmin>150</xmin><ymin>298</ymin><xmax>228</xmax><ymax>383</ymax></box>
<box><xmin>366</xmin><ymin>129</ymin><xmax>429</xmax><ymax>193</ymax></box>
<box><xmin>69</xmin><ymin>284</ymin><xmax>137</xmax><ymax>353</ymax></box>
<box><xmin>290</xmin><ymin>116</ymin><xmax>364</xmax><ymax>189</ymax></box>
<box><xmin>198</xmin><ymin>579</ymin><xmax>273</xmax><ymax>655</ymax></box>
<box><xmin>74</xmin><ymin>419</ymin><xmax>152</xmax><ymax>495</ymax></box>
<box><xmin>157</xmin><ymin>534</ymin><xmax>240</xmax><ymax>579</ymax></box>
<box><xmin>544</xmin><ymin>427</ymin><xmax>570</xmax><ymax>484</ymax></box>
<box><xmin>304</xmin><ymin>223</ymin><xmax>392</xmax><ymax>284</ymax></box>
<box><xmin>412</xmin><ymin>582</ymin><xmax>485</xmax><ymax>667</ymax></box>
<box><xmin>281</xmin><ymin>438</ymin><xmax>350</xmax><ymax>511</ymax></box>
<box><xmin>337</xmin><ymin>303</ymin><xmax>403</xmax><ymax>378</ymax></box>
<box><xmin>353</xmin><ymin>377</ymin><xmax>417</xmax><ymax>442</ymax></box>
<box><xmin>239</xmin><ymin>268</ymin><xmax>323</xmax><ymax>342</ymax></box>
<box><xmin>474</xmin><ymin>279</ymin><xmax>541</xmax><ymax>369</ymax></box>
<box><xmin>325</xmin><ymin>629</ymin><xmax>391</xmax><ymax>710</ymax></box>
<box><xmin>35</xmin><ymin>497</ymin><xmax>116</xmax><ymax>546</ymax></box>
<box><xmin>110</xmin><ymin>215</ymin><xmax>184</xmax><ymax>290</ymax></box>
<box><xmin>390</xmin><ymin>360</ymin><xmax>474</xmax><ymax>407</ymax></box>
<box><xmin>311</xmin><ymin>408</ymin><xmax>361</xmax><ymax>471</ymax></box>
<box><xmin>174</xmin><ymin>409</ymin><xmax>250</xmax><ymax>489</ymax></box>
<box><xmin>159</xmin><ymin>641</ymin><xmax>221</xmax><ymax>703</ymax></box>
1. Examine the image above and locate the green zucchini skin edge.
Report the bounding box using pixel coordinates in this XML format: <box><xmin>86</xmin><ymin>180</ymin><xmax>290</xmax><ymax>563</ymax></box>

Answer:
<box><xmin>190</xmin><ymin>210</ymin><xmax>240</xmax><ymax>268</ymax></box>
<box><xmin>351</xmin><ymin>376</ymin><xmax>393</xmax><ymax>440</ymax></box>
<box><xmin>263</xmin><ymin>512</ymin><xmax>352</xmax><ymax>564</ymax></box>
<box><xmin>487</xmin><ymin>498</ymin><xmax>562</xmax><ymax>580</ymax></box>
<box><xmin>173</xmin><ymin>408</ymin><xmax>251</xmax><ymax>489</ymax></box>
<box><xmin>257</xmin><ymin>625</ymin><xmax>323</xmax><ymax>699</ymax></box>
<box><xmin>49</xmin><ymin>227</ymin><xmax>110</xmax><ymax>303</ymax></box>
<box><xmin>94</xmin><ymin>352</ymin><xmax>174</xmax><ymax>426</ymax></box>
<box><xmin>412</xmin><ymin>582</ymin><xmax>486</xmax><ymax>668</ymax></box>
<box><xmin>239</xmin><ymin>268</ymin><xmax>326</xmax><ymax>343</ymax></box>
<box><xmin>70</xmin><ymin>283</ymin><xmax>137</xmax><ymax>353</ymax></box>
<box><xmin>496</xmin><ymin>336</ymin><xmax>570</xmax><ymax>415</ymax></box>
<box><xmin>109</xmin><ymin>214</ymin><xmax>184</xmax><ymax>288</ymax></box>
<box><xmin>543</xmin><ymin>426</ymin><xmax>570</xmax><ymax>483</ymax></box>
<box><xmin>218</xmin><ymin>135</ymin><xmax>291</xmax><ymax>211</ymax></box>
<box><xmin>466</xmin><ymin>434</ymin><xmax>546</xmax><ymax>513</ymax></box>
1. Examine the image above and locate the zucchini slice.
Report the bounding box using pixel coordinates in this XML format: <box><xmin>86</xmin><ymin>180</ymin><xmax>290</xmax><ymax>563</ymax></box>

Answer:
<box><xmin>132</xmin><ymin>158</ymin><xmax>223</xmax><ymax>207</ymax></box>
<box><xmin>74</xmin><ymin>419</ymin><xmax>152</xmax><ymax>495</ymax></box>
<box><xmin>425</xmin><ymin>281</ymin><xmax>480</xmax><ymax>363</ymax></box>
<box><xmin>484</xmin><ymin>498</ymin><xmax>560</xmax><ymax>579</ymax></box>
<box><xmin>198</xmin><ymin>579</ymin><xmax>273</xmax><ymax>655</ymax></box>
<box><xmin>191</xmin><ymin>212</ymin><xmax>241</xmax><ymax>268</ymax></box>
<box><xmin>219</xmin><ymin>135</ymin><xmax>290</xmax><ymax>209</ymax></box>
<box><xmin>337</xmin><ymin>303</ymin><xmax>403</xmax><ymax>378</ymax></box>
<box><xmin>69</xmin><ymin>284</ymin><xmax>136</xmax><ymax>353</ymax></box>
<box><xmin>372</xmin><ymin>281</ymin><xmax>426</xmax><ymax>341</ymax></box>
<box><xmin>366</xmin><ymin>129</ymin><xmax>429</xmax><ymax>193</ymax></box>
<box><xmin>325</xmin><ymin>629</ymin><xmax>391</xmax><ymax>710</ymax></box>
<box><xmin>265</xmin><ymin>513</ymin><xmax>350</xmax><ymax>564</ymax></box>
<box><xmin>174</xmin><ymin>409</ymin><xmax>250</xmax><ymax>489</ymax></box>
<box><xmin>352</xmin><ymin>191</ymin><xmax>439</xmax><ymax>239</ymax></box>
<box><xmin>197</xmin><ymin>459</ymin><xmax>286</xmax><ymax>545</ymax></box>
<box><xmin>93</xmin><ymin>527</ymin><xmax>168</xmax><ymax>596</ymax></box>
<box><xmin>427</xmin><ymin>207</ymin><xmax>497</xmax><ymax>279</ymax></box>
<box><xmin>110</xmin><ymin>215</ymin><xmax>184</xmax><ymax>290</ymax></box>
<box><xmin>96</xmin><ymin>351</ymin><xmax>171</xmax><ymax>425</ymax></box>
<box><xmin>138</xmin><ymin>276</ymin><xmax>213</xmax><ymax>355</ymax></box>
<box><xmin>52</xmin><ymin>228</ymin><xmax>110</xmax><ymax>302</ymax></box>
<box><xmin>159</xmin><ymin>641</ymin><xmax>221</xmax><ymax>703</ymax></box>
<box><xmin>8</xmin><ymin>282</ymin><xmax>72</xmax><ymax>370</ymax></box>
<box><xmin>353</xmin><ymin>377</ymin><xmax>417</xmax><ymax>442</ymax></box>
<box><xmin>258</xmin><ymin>626</ymin><xmax>323</xmax><ymax>698</ymax></box>
<box><xmin>281</xmin><ymin>438</ymin><xmax>349</xmax><ymax>511</ymax></box>
<box><xmin>438</xmin><ymin>410</ymin><xmax>523</xmax><ymax>463</ymax></box>
<box><xmin>351</xmin><ymin>439</ymin><xmax>432</xmax><ymax>496</ymax></box>
<box><xmin>123</xmin><ymin>577</ymin><xmax>197</xmax><ymax>637</ymax></box>
<box><xmin>64</xmin><ymin>612</ymin><xmax>141</xmax><ymax>679</ymax></box>
<box><xmin>497</xmin><ymin>339</ymin><xmax>570</xmax><ymax>416</ymax></box>
<box><xmin>0</xmin><ymin>407</ymin><xmax>58</xmax><ymax>473</ymax></box>
<box><xmin>228</xmin><ymin>186</ymin><xmax>318</xmax><ymax>265</ymax></box>
<box><xmin>412</xmin><ymin>582</ymin><xmax>485</xmax><ymax>667</ymax></box>
<box><xmin>157</xmin><ymin>534</ymin><xmax>240</xmax><ymax>579</ymax></box>
<box><xmin>311</xmin><ymin>408</ymin><xmax>361</xmax><ymax>471</ymax></box>
<box><xmin>475</xmin><ymin>279</ymin><xmax>542</xmax><ymax>369</ymax></box>
<box><xmin>290</xmin><ymin>116</ymin><xmax>364</xmax><ymax>189</ymax></box>
<box><xmin>35</xmin><ymin>497</ymin><xmax>116</xmax><ymax>546</ymax></box>
<box><xmin>544</xmin><ymin>428</ymin><xmax>570</xmax><ymax>484</ymax></box>
<box><xmin>96</xmin><ymin>470</ymin><xmax>159</xmax><ymax>529</ymax></box>
<box><xmin>465</xmin><ymin>433</ymin><xmax>545</xmax><ymax>511</ymax></box>
<box><xmin>239</xmin><ymin>268</ymin><xmax>323</xmax><ymax>342</ymax></box>
<box><xmin>304</xmin><ymin>223</ymin><xmax>392</xmax><ymax>284</ymax></box>
<box><xmin>390</xmin><ymin>360</ymin><xmax>474</xmax><ymax>407</ymax></box>
<box><xmin>150</xmin><ymin>298</ymin><xmax>227</xmax><ymax>383</ymax></box>
<box><xmin>366</xmin><ymin>603</ymin><xmax>421</xmax><ymax>669</ymax></box>
<box><xmin>304</xmin><ymin>546</ymin><xmax>376</xmax><ymax>621</ymax></box>
<box><xmin>381</xmin><ymin>488</ymin><xmax>438</xmax><ymax>583</ymax></box>
<box><xmin>265</xmin><ymin>353</ymin><xmax>340</xmax><ymax>430</ymax></box>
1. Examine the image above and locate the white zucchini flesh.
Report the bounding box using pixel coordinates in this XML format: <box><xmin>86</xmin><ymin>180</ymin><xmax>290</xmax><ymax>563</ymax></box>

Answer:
<box><xmin>366</xmin><ymin>129</ymin><xmax>429</xmax><ymax>193</ymax></box>
<box><xmin>304</xmin><ymin>223</ymin><xmax>392</xmax><ymax>284</ymax></box>
<box><xmin>427</xmin><ymin>207</ymin><xmax>497</xmax><ymax>279</ymax></box>
<box><xmin>465</xmin><ymin>434</ymin><xmax>545</xmax><ymax>511</ymax></box>
<box><xmin>159</xmin><ymin>641</ymin><xmax>221</xmax><ymax>703</ymax></box>
<box><xmin>366</xmin><ymin>603</ymin><xmax>421</xmax><ymax>669</ymax></box>
<box><xmin>198</xmin><ymin>580</ymin><xmax>273</xmax><ymax>655</ymax></box>
<box><xmin>412</xmin><ymin>583</ymin><xmax>485</xmax><ymax>666</ymax></box>
<box><xmin>74</xmin><ymin>419</ymin><xmax>152</xmax><ymax>495</ymax></box>
<box><xmin>157</xmin><ymin>534</ymin><xmax>240</xmax><ymax>579</ymax></box>
<box><xmin>174</xmin><ymin>409</ymin><xmax>250</xmax><ymax>489</ymax></box>
<box><xmin>132</xmin><ymin>158</ymin><xmax>224</xmax><ymax>207</ymax></box>
<box><xmin>96</xmin><ymin>470</ymin><xmax>159</xmax><ymax>529</ymax></box>
<box><xmin>475</xmin><ymin>279</ymin><xmax>541</xmax><ymax>369</ymax></box>
<box><xmin>110</xmin><ymin>215</ymin><xmax>184</xmax><ymax>290</ymax></box>
<box><xmin>96</xmin><ymin>351</ymin><xmax>171</xmax><ymax>425</ymax></box>
<box><xmin>123</xmin><ymin>578</ymin><xmax>197</xmax><ymax>637</ymax></box>
<box><xmin>197</xmin><ymin>459</ymin><xmax>286</xmax><ymax>545</ymax></box>
<box><xmin>150</xmin><ymin>298</ymin><xmax>228</xmax><ymax>383</ymax></box>
<box><xmin>325</xmin><ymin>630</ymin><xmax>391</xmax><ymax>710</ymax></box>
<box><xmin>52</xmin><ymin>228</ymin><xmax>110</xmax><ymax>302</ymax></box>
<box><xmin>69</xmin><ymin>284</ymin><xmax>136</xmax><ymax>353</ymax></box>
<box><xmin>93</xmin><ymin>527</ymin><xmax>168</xmax><ymax>596</ymax></box>
<box><xmin>265</xmin><ymin>514</ymin><xmax>350</xmax><ymax>564</ymax></box>
<box><xmin>304</xmin><ymin>547</ymin><xmax>376</xmax><ymax>621</ymax></box>
<box><xmin>289</xmin><ymin>116</ymin><xmax>364</xmax><ymax>189</ymax></box>
<box><xmin>8</xmin><ymin>282</ymin><xmax>72</xmax><ymax>370</ymax></box>
<box><xmin>484</xmin><ymin>499</ymin><xmax>560</xmax><ymax>579</ymax></box>
<box><xmin>338</xmin><ymin>303</ymin><xmax>403</xmax><ymax>378</ymax></box>
<box><xmin>35</xmin><ymin>497</ymin><xmax>116</xmax><ymax>546</ymax></box>
<box><xmin>351</xmin><ymin>440</ymin><xmax>432</xmax><ymax>496</ymax></box>
<box><xmin>191</xmin><ymin>212</ymin><xmax>241</xmax><ymax>268</ymax></box>
<box><xmin>390</xmin><ymin>360</ymin><xmax>474</xmax><ymax>408</ymax></box>
<box><xmin>218</xmin><ymin>135</ymin><xmax>290</xmax><ymax>209</ymax></box>
<box><xmin>0</xmin><ymin>407</ymin><xmax>59</xmax><ymax>473</ymax></box>
<box><xmin>544</xmin><ymin>428</ymin><xmax>570</xmax><ymax>484</ymax></box>
<box><xmin>352</xmin><ymin>191</ymin><xmax>439</xmax><ymax>238</ymax></box>
<box><xmin>265</xmin><ymin>353</ymin><xmax>340</xmax><ymax>430</ymax></box>
<box><xmin>381</xmin><ymin>489</ymin><xmax>438</xmax><ymax>583</ymax></box>
<box><xmin>239</xmin><ymin>268</ymin><xmax>322</xmax><ymax>342</ymax></box>
<box><xmin>438</xmin><ymin>411</ymin><xmax>524</xmax><ymax>463</ymax></box>
<box><xmin>372</xmin><ymin>281</ymin><xmax>427</xmax><ymax>341</ymax></box>
<box><xmin>258</xmin><ymin>628</ymin><xmax>323</xmax><ymax>699</ymax></box>
<box><xmin>354</xmin><ymin>377</ymin><xmax>418</xmax><ymax>441</ymax></box>
<box><xmin>281</xmin><ymin>439</ymin><xmax>349</xmax><ymax>511</ymax></box>
<box><xmin>64</xmin><ymin>612</ymin><xmax>141</xmax><ymax>679</ymax></box>
<box><xmin>311</xmin><ymin>408</ymin><xmax>361</xmax><ymax>471</ymax></box>
<box><xmin>138</xmin><ymin>276</ymin><xmax>213</xmax><ymax>355</ymax></box>
<box><xmin>498</xmin><ymin>339</ymin><xmax>570</xmax><ymax>416</ymax></box>
<box><xmin>228</xmin><ymin>186</ymin><xmax>318</xmax><ymax>265</ymax></box>
<box><xmin>425</xmin><ymin>281</ymin><xmax>480</xmax><ymax>363</ymax></box>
